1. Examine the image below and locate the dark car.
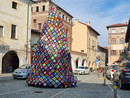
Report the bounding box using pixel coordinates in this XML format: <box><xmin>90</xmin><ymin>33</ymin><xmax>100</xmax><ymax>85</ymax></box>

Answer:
<box><xmin>114</xmin><ymin>61</ymin><xmax>130</xmax><ymax>89</ymax></box>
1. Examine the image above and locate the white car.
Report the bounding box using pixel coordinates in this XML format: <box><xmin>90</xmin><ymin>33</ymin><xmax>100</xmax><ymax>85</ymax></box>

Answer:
<box><xmin>74</xmin><ymin>66</ymin><xmax>90</xmax><ymax>75</ymax></box>
<box><xmin>12</xmin><ymin>64</ymin><xmax>31</xmax><ymax>79</ymax></box>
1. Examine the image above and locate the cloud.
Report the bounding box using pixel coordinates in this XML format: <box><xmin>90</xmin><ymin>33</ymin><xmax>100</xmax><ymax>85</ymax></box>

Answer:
<box><xmin>52</xmin><ymin>0</ymin><xmax>130</xmax><ymax>47</ymax></box>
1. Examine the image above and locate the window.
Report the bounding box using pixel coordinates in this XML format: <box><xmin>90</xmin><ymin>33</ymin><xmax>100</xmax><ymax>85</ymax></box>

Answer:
<box><xmin>33</xmin><ymin>19</ymin><xmax>37</xmax><ymax>28</ymax></box>
<box><xmin>11</xmin><ymin>24</ymin><xmax>16</xmax><ymax>39</ymax></box>
<box><xmin>92</xmin><ymin>40</ymin><xmax>94</xmax><ymax>47</ymax></box>
<box><xmin>121</xmin><ymin>28</ymin><xmax>125</xmax><ymax>33</ymax></box>
<box><xmin>33</xmin><ymin>19</ymin><xmax>36</xmax><ymax>23</ymax></box>
<box><xmin>62</xmin><ymin>15</ymin><xmax>64</xmax><ymax>20</ymax></box>
<box><xmin>89</xmin><ymin>38</ymin><xmax>90</xmax><ymax>47</ymax></box>
<box><xmin>0</xmin><ymin>26</ymin><xmax>3</xmax><ymax>37</ymax></box>
<box><xmin>12</xmin><ymin>2</ymin><xmax>17</xmax><ymax>9</ymax></box>
<box><xmin>111</xmin><ymin>50</ymin><xmax>116</xmax><ymax>55</ymax></box>
<box><xmin>69</xmin><ymin>19</ymin><xmax>70</xmax><ymax>23</ymax></box>
<box><xmin>66</xmin><ymin>29</ymin><xmax>68</xmax><ymax>37</ymax></box>
<box><xmin>66</xmin><ymin>17</ymin><xmax>67</xmax><ymax>21</ymax></box>
<box><xmin>36</xmin><ymin>6</ymin><xmax>39</xmax><ymax>12</ymax></box>
<box><xmin>38</xmin><ymin>23</ymin><xmax>42</xmax><ymax>30</ymax></box>
<box><xmin>112</xmin><ymin>29</ymin><xmax>115</xmax><ymax>33</ymax></box>
<box><xmin>43</xmin><ymin>5</ymin><xmax>45</xmax><ymax>11</ymax></box>
<box><xmin>120</xmin><ymin>38</ymin><xmax>125</xmax><ymax>44</ymax></box>
<box><xmin>111</xmin><ymin>38</ymin><xmax>116</xmax><ymax>44</ymax></box>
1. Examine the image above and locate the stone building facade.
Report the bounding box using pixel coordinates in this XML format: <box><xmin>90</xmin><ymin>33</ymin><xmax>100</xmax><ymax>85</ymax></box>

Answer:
<box><xmin>72</xmin><ymin>20</ymin><xmax>100</xmax><ymax>69</ymax></box>
<box><xmin>96</xmin><ymin>46</ymin><xmax>108</xmax><ymax>67</ymax></box>
<box><xmin>107</xmin><ymin>23</ymin><xmax>128</xmax><ymax>65</ymax></box>
<box><xmin>125</xmin><ymin>20</ymin><xmax>130</xmax><ymax>59</ymax></box>
<box><xmin>31</xmin><ymin>0</ymin><xmax>73</xmax><ymax>50</ymax></box>
<box><xmin>0</xmin><ymin>0</ymin><xmax>32</xmax><ymax>74</ymax></box>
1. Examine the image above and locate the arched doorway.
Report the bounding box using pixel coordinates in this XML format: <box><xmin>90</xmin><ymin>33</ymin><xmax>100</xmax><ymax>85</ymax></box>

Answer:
<box><xmin>88</xmin><ymin>62</ymin><xmax>91</xmax><ymax>67</ymax></box>
<box><xmin>2</xmin><ymin>51</ymin><xmax>19</xmax><ymax>73</ymax></box>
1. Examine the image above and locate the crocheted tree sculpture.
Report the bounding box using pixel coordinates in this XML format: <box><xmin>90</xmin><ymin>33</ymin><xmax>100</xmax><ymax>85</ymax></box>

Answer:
<box><xmin>26</xmin><ymin>8</ymin><xmax>76</xmax><ymax>88</ymax></box>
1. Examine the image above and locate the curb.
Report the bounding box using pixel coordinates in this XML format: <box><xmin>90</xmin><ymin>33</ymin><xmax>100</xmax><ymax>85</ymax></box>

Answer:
<box><xmin>0</xmin><ymin>73</ymin><xmax>13</xmax><ymax>82</ymax></box>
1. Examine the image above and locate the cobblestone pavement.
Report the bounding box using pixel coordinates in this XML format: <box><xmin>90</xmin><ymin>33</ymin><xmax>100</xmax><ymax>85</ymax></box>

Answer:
<box><xmin>0</xmin><ymin>73</ymin><xmax>130</xmax><ymax>98</ymax></box>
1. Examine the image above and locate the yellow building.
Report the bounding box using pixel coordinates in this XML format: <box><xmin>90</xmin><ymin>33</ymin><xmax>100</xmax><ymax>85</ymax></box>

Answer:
<box><xmin>0</xmin><ymin>0</ymin><xmax>32</xmax><ymax>74</ymax></box>
<box><xmin>72</xmin><ymin>19</ymin><xmax>100</xmax><ymax>70</ymax></box>
<box><xmin>107</xmin><ymin>23</ymin><xmax>128</xmax><ymax>65</ymax></box>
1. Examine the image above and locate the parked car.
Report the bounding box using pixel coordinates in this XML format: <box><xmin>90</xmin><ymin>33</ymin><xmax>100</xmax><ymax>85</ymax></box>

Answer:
<box><xmin>106</xmin><ymin>64</ymin><xmax>118</xmax><ymax>81</ymax></box>
<box><xmin>74</xmin><ymin>66</ymin><xmax>89</xmax><ymax>75</ymax></box>
<box><xmin>114</xmin><ymin>61</ymin><xmax>130</xmax><ymax>89</ymax></box>
<box><xmin>12</xmin><ymin>64</ymin><xmax>31</xmax><ymax>79</ymax></box>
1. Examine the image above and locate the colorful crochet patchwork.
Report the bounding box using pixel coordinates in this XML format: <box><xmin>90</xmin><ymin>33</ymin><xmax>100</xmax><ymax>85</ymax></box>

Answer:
<box><xmin>26</xmin><ymin>8</ymin><xmax>76</xmax><ymax>88</ymax></box>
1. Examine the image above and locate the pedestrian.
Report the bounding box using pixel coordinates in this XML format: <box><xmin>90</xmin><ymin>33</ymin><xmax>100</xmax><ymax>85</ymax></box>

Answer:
<box><xmin>99</xmin><ymin>69</ymin><xmax>101</xmax><ymax>73</ymax></box>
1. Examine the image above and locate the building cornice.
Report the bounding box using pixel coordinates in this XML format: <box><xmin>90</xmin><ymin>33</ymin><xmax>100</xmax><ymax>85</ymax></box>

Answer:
<box><xmin>107</xmin><ymin>23</ymin><xmax>128</xmax><ymax>29</ymax></box>
<box><xmin>78</xmin><ymin>21</ymin><xmax>100</xmax><ymax>36</ymax></box>
<box><xmin>109</xmin><ymin>33</ymin><xmax>126</xmax><ymax>35</ymax></box>
<box><xmin>70</xmin><ymin>50</ymin><xmax>87</xmax><ymax>56</ymax></box>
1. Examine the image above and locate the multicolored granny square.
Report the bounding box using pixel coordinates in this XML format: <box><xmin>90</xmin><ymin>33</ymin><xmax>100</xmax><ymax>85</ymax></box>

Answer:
<box><xmin>27</xmin><ymin>8</ymin><xmax>76</xmax><ymax>88</ymax></box>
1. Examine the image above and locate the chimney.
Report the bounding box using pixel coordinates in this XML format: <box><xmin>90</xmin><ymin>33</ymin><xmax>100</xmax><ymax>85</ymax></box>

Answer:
<box><xmin>75</xmin><ymin>19</ymin><xmax>79</xmax><ymax>24</ymax></box>
<box><xmin>86</xmin><ymin>21</ymin><xmax>90</xmax><ymax>26</ymax></box>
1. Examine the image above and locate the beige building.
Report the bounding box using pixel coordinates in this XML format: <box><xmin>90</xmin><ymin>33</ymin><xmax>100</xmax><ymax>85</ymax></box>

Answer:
<box><xmin>72</xmin><ymin>20</ymin><xmax>100</xmax><ymax>70</ymax></box>
<box><xmin>31</xmin><ymin>0</ymin><xmax>73</xmax><ymax>50</ymax></box>
<box><xmin>0</xmin><ymin>0</ymin><xmax>32</xmax><ymax>74</ymax></box>
<box><xmin>107</xmin><ymin>23</ymin><xmax>128</xmax><ymax>65</ymax></box>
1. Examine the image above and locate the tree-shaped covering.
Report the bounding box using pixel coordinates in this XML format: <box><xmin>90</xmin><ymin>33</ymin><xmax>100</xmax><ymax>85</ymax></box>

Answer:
<box><xmin>26</xmin><ymin>8</ymin><xmax>76</xmax><ymax>88</ymax></box>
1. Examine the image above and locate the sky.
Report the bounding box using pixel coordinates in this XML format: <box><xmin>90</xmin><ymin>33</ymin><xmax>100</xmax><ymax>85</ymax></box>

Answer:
<box><xmin>34</xmin><ymin>0</ymin><xmax>130</xmax><ymax>47</ymax></box>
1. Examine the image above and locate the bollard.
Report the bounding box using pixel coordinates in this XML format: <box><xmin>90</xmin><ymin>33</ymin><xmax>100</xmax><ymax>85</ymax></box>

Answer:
<box><xmin>113</xmin><ymin>80</ymin><xmax>117</xmax><ymax>98</ymax></box>
<box><xmin>104</xmin><ymin>75</ymin><xmax>106</xmax><ymax>86</ymax></box>
<box><xmin>103</xmin><ymin>66</ymin><xmax>107</xmax><ymax>86</ymax></box>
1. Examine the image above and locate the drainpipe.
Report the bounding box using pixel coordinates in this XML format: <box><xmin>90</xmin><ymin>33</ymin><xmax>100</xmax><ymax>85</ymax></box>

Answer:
<box><xmin>26</xmin><ymin>0</ymin><xmax>32</xmax><ymax>63</ymax></box>
<box><xmin>26</xmin><ymin>2</ymin><xmax>29</xmax><ymax>63</ymax></box>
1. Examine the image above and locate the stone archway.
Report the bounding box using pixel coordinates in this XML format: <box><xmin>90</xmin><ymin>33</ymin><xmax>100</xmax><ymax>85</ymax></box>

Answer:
<box><xmin>2</xmin><ymin>51</ymin><xmax>19</xmax><ymax>73</ymax></box>
<box><xmin>92</xmin><ymin>62</ymin><xmax>94</xmax><ymax>68</ymax></box>
<box><xmin>75</xmin><ymin>58</ymin><xmax>79</xmax><ymax>68</ymax></box>
<box><xmin>82</xmin><ymin>59</ymin><xmax>87</xmax><ymax>66</ymax></box>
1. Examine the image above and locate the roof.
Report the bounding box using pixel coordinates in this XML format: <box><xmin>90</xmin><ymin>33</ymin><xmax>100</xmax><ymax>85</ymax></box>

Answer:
<box><xmin>31</xmin><ymin>29</ymin><xmax>41</xmax><ymax>34</ymax></box>
<box><xmin>107</xmin><ymin>23</ymin><xmax>128</xmax><ymax>29</ymax></box>
<box><xmin>20</xmin><ymin>0</ymin><xmax>34</xmax><ymax>4</ymax></box>
<box><xmin>98</xmin><ymin>46</ymin><xmax>108</xmax><ymax>52</ymax></box>
<box><xmin>78</xmin><ymin>21</ymin><xmax>100</xmax><ymax>36</ymax></box>
<box><xmin>34</xmin><ymin>0</ymin><xmax>73</xmax><ymax>18</ymax></box>
<box><xmin>102</xmin><ymin>47</ymin><xmax>108</xmax><ymax>50</ymax></box>
<box><xmin>125</xmin><ymin>20</ymin><xmax>130</xmax><ymax>42</ymax></box>
<box><xmin>87</xmin><ymin>25</ymin><xmax>100</xmax><ymax>36</ymax></box>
